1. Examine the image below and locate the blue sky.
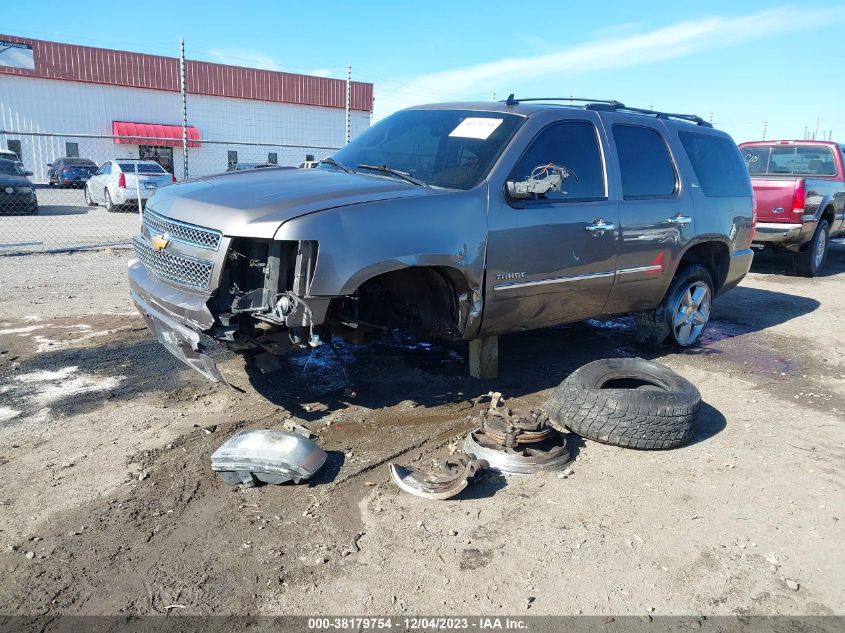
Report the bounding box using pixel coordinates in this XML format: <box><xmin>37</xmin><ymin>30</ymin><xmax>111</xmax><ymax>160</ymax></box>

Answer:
<box><xmin>4</xmin><ymin>1</ymin><xmax>844</xmax><ymax>143</ymax></box>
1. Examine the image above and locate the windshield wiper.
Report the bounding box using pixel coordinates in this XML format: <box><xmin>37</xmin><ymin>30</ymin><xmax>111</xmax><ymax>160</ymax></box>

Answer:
<box><xmin>318</xmin><ymin>157</ymin><xmax>354</xmax><ymax>174</ymax></box>
<box><xmin>356</xmin><ymin>164</ymin><xmax>430</xmax><ymax>187</ymax></box>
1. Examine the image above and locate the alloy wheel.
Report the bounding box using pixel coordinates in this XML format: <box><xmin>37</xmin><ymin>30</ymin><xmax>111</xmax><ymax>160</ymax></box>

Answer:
<box><xmin>672</xmin><ymin>281</ymin><xmax>711</xmax><ymax>346</ymax></box>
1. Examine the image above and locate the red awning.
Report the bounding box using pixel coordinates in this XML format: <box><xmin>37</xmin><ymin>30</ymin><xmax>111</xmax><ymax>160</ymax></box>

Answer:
<box><xmin>112</xmin><ymin>121</ymin><xmax>201</xmax><ymax>147</ymax></box>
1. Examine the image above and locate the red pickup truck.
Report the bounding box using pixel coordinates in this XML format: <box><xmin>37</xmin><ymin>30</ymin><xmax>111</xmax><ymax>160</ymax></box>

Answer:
<box><xmin>739</xmin><ymin>140</ymin><xmax>845</xmax><ymax>276</ymax></box>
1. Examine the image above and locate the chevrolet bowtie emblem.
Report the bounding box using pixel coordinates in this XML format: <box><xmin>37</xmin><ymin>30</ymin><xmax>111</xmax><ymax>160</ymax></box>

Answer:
<box><xmin>150</xmin><ymin>234</ymin><xmax>170</xmax><ymax>251</ymax></box>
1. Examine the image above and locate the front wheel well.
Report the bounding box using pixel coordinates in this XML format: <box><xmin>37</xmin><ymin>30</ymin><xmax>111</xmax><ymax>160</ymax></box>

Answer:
<box><xmin>326</xmin><ymin>266</ymin><xmax>474</xmax><ymax>341</ymax></box>
<box><xmin>676</xmin><ymin>241</ymin><xmax>730</xmax><ymax>294</ymax></box>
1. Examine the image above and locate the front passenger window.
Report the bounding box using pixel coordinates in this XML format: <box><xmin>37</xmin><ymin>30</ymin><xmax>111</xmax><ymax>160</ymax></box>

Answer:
<box><xmin>509</xmin><ymin>121</ymin><xmax>606</xmax><ymax>201</ymax></box>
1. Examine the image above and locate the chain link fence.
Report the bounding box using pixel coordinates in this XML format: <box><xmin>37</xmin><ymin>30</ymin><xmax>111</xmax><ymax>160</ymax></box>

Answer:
<box><xmin>0</xmin><ymin>130</ymin><xmax>340</xmax><ymax>254</ymax></box>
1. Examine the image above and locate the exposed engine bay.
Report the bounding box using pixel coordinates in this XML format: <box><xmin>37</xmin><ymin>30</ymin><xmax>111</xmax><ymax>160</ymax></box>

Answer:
<box><xmin>207</xmin><ymin>239</ymin><xmax>471</xmax><ymax>360</ymax></box>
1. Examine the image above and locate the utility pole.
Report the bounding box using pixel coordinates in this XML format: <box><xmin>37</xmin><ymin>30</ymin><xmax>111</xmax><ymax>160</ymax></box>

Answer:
<box><xmin>180</xmin><ymin>38</ymin><xmax>189</xmax><ymax>180</ymax></box>
<box><xmin>813</xmin><ymin>117</ymin><xmax>820</xmax><ymax>140</ymax></box>
<box><xmin>762</xmin><ymin>120</ymin><xmax>767</xmax><ymax>141</ymax></box>
<box><xmin>345</xmin><ymin>65</ymin><xmax>351</xmax><ymax>145</ymax></box>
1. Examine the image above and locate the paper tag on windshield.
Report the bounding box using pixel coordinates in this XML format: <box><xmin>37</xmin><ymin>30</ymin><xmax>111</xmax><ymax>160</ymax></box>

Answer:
<box><xmin>449</xmin><ymin>117</ymin><xmax>503</xmax><ymax>140</ymax></box>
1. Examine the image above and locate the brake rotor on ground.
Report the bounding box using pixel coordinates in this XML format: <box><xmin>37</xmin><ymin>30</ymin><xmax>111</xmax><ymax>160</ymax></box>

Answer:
<box><xmin>480</xmin><ymin>407</ymin><xmax>555</xmax><ymax>446</ymax></box>
<box><xmin>463</xmin><ymin>392</ymin><xmax>571</xmax><ymax>474</ymax></box>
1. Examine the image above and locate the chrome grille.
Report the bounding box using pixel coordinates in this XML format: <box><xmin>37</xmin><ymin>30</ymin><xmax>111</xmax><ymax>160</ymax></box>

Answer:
<box><xmin>142</xmin><ymin>209</ymin><xmax>222</xmax><ymax>251</ymax></box>
<box><xmin>132</xmin><ymin>235</ymin><xmax>213</xmax><ymax>291</ymax></box>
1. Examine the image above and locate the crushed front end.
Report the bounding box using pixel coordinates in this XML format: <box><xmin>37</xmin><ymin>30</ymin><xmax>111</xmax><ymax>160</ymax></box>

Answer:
<box><xmin>129</xmin><ymin>207</ymin><xmax>324</xmax><ymax>382</ymax></box>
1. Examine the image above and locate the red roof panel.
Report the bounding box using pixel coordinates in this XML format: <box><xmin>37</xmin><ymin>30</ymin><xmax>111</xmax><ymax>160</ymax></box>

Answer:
<box><xmin>0</xmin><ymin>34</ymin><xmax>373</xmax><ymax>111</ymax></box>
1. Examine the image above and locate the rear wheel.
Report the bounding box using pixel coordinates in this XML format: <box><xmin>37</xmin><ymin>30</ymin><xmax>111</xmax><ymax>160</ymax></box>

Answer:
<box><xmin>104</xmin><ymin>189</ymin><xmax>115</xmax><ymax>212</ymax></box>
<box><xmin>635</xmin><ymin>264</ymin><xmax>714</xmax><ymax>348</ymax></box>
<box><xmin>794</xmin><ymin>219</ymin><xmax>829</xmax><ymax>277</ymax></box>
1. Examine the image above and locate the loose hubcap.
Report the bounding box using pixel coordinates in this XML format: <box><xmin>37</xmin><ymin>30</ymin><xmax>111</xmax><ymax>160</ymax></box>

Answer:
<box><xmin>673</xmin><ymin>281</ymin><xmax>710</xmax><ymax>345</ymax></box>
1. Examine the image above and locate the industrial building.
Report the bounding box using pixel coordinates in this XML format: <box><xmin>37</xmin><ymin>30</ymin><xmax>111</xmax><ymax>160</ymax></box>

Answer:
<box><xmin>0</xmin><ymin>34</ymin><xmax>374</xmax><ymax>181</ymax></box>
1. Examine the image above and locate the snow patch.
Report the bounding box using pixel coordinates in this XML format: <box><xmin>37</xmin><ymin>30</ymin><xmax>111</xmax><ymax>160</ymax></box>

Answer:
<box><xmin>10</xmin><ymin>366</ymin><xmax>123</xmax><ymax>409</ymax></box>
<box><xmin>33</xmin><ymin>374</ymin><xmax>123</xmax><ymax>407</ymax></box>
<box><xmin>0</xmin><ymin>325</ymin><xmax>43</xmax><ymax>335</ymax></box>
<box><xmin>34</xmin><ymin>336</ymin><xmax>59</xmax><ymax>353</ymax></box>
<box><xmin>14</xmin><ymin>366</ymin><xmax>79</xmax><ymax>383</ymax></box>
<box><xmin>0</xmin><ymin>407</ymin><xmax>21</xmax><ymax>423</ymax></box>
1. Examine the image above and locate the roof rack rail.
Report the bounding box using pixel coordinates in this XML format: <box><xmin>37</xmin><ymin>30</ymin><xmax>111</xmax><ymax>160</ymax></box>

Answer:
<box><xmin>503</xmin><ymin>94</ymin><xmax>712</xmax><ymax>127</ymax></box>
<box><xmin>589</xmin><ymin>103</ymin><xmax>712</xmax><ymax>127</ymax></box>
<box><xmin>504</xmin><ymin>94</ymin><xmax>624</xmax><ymax>108</ymax></box>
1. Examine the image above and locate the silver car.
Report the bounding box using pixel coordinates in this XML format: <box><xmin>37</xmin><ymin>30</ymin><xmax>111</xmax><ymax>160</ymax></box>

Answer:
<box><xmin>84</xmin><ymin>159</ymin><xmax>174</xmax><ymax>211</ymax></box>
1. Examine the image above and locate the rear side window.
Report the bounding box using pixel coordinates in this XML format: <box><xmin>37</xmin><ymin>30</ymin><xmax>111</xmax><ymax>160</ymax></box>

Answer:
<box><xmin>613</xmin><ymin>124</ymin><xmax>677</xmax><ymax>198</ymax></box>
<box><xmin>509</xmin><ymin>120</ymin><xmax>606</xmax><ymax>201</ymax></box>
<box><xmin>679</xmin><ymin>132</ymin><xmax>751</xmax><ymax>197</ymax></box>
<box><xmin>742</xmin><ymin>144</ymin><xmax>837</xmax><ymax>176</ymax></box>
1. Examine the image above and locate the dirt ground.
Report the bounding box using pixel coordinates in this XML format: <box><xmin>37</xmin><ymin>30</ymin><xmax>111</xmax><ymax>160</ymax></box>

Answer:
<box><xmin>0</xmin><ymin>245</ymin><xmax>843</xmax><ymax>617</ymax></box>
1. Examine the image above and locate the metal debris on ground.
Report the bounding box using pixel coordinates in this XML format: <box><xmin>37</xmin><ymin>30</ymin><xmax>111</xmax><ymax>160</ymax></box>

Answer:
<box><xmin>389</xmin><ymin>454</ymin><xmax>486</xmax><ymax>500</ymax></box>
<box><xmin>211</xmin><ymin>429</ymin><xmax>327</xmax><ymax>487</ymax></box>
<box><xmin>462</xmin><ymin>393</ymin><xmax>571</xmax><ymax>475</ymax></box>
<box><xmin>282</xmin><ymin>419</ymin><xmax>316</xmax><ymax>439</ymax></box>
<box><xmin>390</xmin><ymin>392</ymin><xmax>573</xmax><ymax>499</ymax></box>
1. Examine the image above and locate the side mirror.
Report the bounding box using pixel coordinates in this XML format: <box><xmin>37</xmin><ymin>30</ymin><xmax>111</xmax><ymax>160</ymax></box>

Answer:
<box><xmin>46</xmin><ymin>163</ymin><xmax>52</xmax><ymax>168</ymax></box>
<box><xmin>505</xmin><ymin>164</ymin><xmax>577</xmax><ymax>201</ymax></box>
<box><xmin>506</xmin><ymin>180</ymin><xmax>533</xmax><ymax>200</ymax></box>
<box><xmin>24</xmin><ymin>171</ymin><xmax>33</xmax><ymax>176</ymax></box>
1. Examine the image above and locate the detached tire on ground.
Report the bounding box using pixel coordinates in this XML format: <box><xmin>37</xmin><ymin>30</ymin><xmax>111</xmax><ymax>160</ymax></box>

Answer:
<box><xmin>545</xmin><ymin>358</ymin><xmax>701</xmax><ymax>450</ymax></box>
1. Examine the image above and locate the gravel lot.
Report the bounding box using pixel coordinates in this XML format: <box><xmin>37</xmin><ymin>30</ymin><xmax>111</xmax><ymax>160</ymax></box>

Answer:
<box><xmin>0</xmin><ymin>245</ymin><xmax>843</xmax><ymax>617</ymax></box>
<box><xmin>0</xmin><ymin>187</ymin><xmax>138</xmax><ymax>252</ymax></box>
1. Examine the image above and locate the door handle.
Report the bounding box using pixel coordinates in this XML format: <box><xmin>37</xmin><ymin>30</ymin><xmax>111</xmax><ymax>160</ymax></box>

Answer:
<box><xmin>667</xmin><ymin>214</ymin><xmax>692</xmax><ymax>225</ymax></box>
<box><xmin>585</xmin><ymin>220</ymin><xmax>616</xmax><ymax>233</ymax></box>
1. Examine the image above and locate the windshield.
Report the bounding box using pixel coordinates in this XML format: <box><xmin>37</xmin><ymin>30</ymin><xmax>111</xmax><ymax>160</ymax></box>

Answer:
<box><xmin>328</xmin><ymin>109</ymin><xmax>525</xmax><ymax>189</ymax></box>
<box><xmin>742</xmin><ymin>144</ymin><xmax>837</xmax><ymax>176</ymax></box>
<box><xmin>118</xmin><ymin>161</ymin><xmax>167</xmax><ymax>174</ymax></box>
<box><xmin>65</xmin><ymin>159</ymin><xmax>96</xmax><ymax>167</ymax></box>
<box><xmin>0</xmin><ymin>160</ymin><xmax>24</xmax><ymax>176</ymax></box>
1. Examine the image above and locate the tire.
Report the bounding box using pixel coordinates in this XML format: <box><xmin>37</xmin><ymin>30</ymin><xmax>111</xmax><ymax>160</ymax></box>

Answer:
<box><xmin>84</xmin><ymin>185</ymin><xmax>95</xmax><ymax>207</ymax></box>
<box><xmin>104</xmin><ymin>188</ymin><xmax>115</xmax><ymax>212</ymax></box>
<box><xmin>545</xmin><ymin>357</ymin><xmax>701</xmax><ymax>450</ymax></box>
<box><xmin>27</xmin><ymin>202</ymin><xmax>38</xmax><ymax>216</ymax></box>
<box><xmin>635</xmin><ymin>264</ymin><xmax>714</xmax><ymax>348</ymax></box>
<box><xmin>794</xmin><ymin>219</ymin><xmax>829</xmax><ymax>277</ymax></box>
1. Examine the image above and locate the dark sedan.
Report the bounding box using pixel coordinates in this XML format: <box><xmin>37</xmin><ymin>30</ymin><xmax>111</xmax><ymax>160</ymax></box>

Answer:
<box><xmin>0</xmin><ymin>159</ymin><xmax>38</xmax><ymax>215</ymax></box>
<box><xmin>48</xmin><ymin>157</ymin><xmax>98</xmax><ymax>187</ymax></box>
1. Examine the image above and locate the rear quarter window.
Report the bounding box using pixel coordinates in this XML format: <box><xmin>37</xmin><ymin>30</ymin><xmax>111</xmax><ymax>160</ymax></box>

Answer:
<box><xmin>679</xmin><ymin>132</ymin><xmax>751</xmax><ymax>197</ymax></box>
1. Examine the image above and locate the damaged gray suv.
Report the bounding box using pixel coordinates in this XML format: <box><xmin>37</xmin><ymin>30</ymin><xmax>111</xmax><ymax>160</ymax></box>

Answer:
<box><xmin>129</xmin><ymin>96</ymin><xmax>755</xmax><ymax>382</ymax></box>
